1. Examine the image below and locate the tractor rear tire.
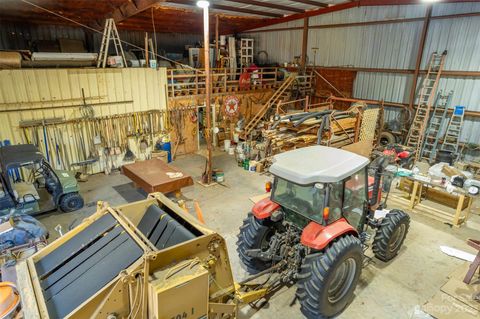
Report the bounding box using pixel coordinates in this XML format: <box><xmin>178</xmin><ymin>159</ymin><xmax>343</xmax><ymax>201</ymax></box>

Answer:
<box><xmin>236</xmin><ymin>213</ymin><xmax>277</xmax><ymax>274</ymax></box>
<box><xmin>372</xmin><ymin>210</ymin><xmax>410</xmax><ymax>262</ymax></box>
<box><xmin>59</xmin><ymin>192</ymin><xmax>84</xmax><ymax>212</ymax></box>
<box><xmin>296</xmin><ymin>235</ymin><xmax>363</xmax><ymax>319</ymax></box>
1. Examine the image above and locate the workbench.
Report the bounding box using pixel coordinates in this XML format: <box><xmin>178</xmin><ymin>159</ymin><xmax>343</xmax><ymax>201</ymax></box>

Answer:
<box><xmin>389</xmin><ymin>177</ymin><xmax>474</xmax><ymax>227</ymax></box>
<box><xmin>122</xmin><ymin>158</ymin><xmax>194</xmax><ymax>194</ymax></box>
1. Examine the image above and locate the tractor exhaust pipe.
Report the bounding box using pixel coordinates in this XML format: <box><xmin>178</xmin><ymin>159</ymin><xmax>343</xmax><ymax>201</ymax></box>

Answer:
<box><xmin>369</xmin><ymin>157</ymin><xmax>387</xmax><ymax>207</ymax></box>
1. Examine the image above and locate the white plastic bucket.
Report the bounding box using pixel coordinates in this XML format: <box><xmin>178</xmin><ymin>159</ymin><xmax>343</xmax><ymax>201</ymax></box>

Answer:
<box><xmin>224</xmin><ymin>139</ymin><xmax>231</xmax><ymax>152</ymax></box>
<box><xmin>233</xmin><ymin>133</ymin><xmax>240</xmax><ymax>143</ymax></box>
<box><xmin>249</xmin><ymin>161</ymin><xmax>257</xmax><ymax>172</ymax></box>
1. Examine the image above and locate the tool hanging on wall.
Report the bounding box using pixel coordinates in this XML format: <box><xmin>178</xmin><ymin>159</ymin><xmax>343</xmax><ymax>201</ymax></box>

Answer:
<box><xmin>79</xmin><ymin>88</ymin><xmax>94</xmax><ymax>119</ymax></box>
<box><xmin>97</xmin><ymin>18</ymin><xmax>127</xmax><ymax>68</ymax></box>
<box><xmin>420</xmin><ymin>90</ymin><xmax>453</xmax><ymax>162</ymax></box>
<box><xmin>169</xmin><ymin>107</ymin><xmax>187</xmax><ymax>160</ymax></box>
<box><xmin>405</xmin><ymin>51</ymin><xmax>447</xmax><ymax>162</ymax></box>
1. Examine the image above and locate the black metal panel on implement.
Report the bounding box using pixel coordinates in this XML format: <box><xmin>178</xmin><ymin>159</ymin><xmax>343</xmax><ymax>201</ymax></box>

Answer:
<box><xmin>34</xmin><ymin>213</ymin><xmax>144</xmax><ymax>319</ymax></box>
<box><xmin>138</xmin><ymin>204</ymin><xmax>198</xmax><ymax>250</ymax></box>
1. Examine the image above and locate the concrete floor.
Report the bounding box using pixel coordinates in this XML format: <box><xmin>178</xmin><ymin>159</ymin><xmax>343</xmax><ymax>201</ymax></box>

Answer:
<box><xmin>38</xmin><ymin>153</ymin><xmax>480</xmax><ymax>319</ymax></box>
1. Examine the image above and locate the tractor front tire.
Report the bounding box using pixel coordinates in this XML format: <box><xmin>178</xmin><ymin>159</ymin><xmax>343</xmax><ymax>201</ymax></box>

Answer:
<box><xmin>297</xmin><ymin>235</ymin><xmax>363</xmax><ymax>319</ymax></box>
<box><xmin>372</xmin><ymin>210</ymin><xmax>410</xmax><ymax>262</ymax></box>
<box><xmin>236</xmin><ymin>213</ymin><xmax>277</xmax><ymax>274</ymax></box>
<box><xmin>59</xmin><ymin>192</ymin><xmax>84</xmax><ymax>212</ymax></box>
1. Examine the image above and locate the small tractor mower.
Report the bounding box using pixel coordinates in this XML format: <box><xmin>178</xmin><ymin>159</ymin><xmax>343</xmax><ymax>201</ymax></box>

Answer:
<box><xmin>0</xmin><ymin>144</ymin><xmax>84</xmax><ymax>215</ymax></box>
<box><xmin>237</xmin><ymin>145</ymin><xmax>410</xmax><ymax>318</ymax></box>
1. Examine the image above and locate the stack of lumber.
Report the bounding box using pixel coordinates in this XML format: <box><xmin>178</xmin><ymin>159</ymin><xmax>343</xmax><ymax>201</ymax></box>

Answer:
<box><xmin>263</xmin><ymin>110</ymin><xmax>359</xmax><ymax>157</ymax></box>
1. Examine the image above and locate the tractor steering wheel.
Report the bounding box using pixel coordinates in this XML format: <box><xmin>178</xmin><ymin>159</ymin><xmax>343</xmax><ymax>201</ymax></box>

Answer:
<box><xmin>290</xmin><ymin>197</ymin><xmax>312</xmax><ymax>214</ymax></box>
<box><xmin>343</xmin><ymin>188</ymin><xmax>353</xmax><ymax>205</ymax></box>
<box><xmin>30</xmin><ymin>167</ymin><xmax>45</xmax><ymax>186</ymax></box>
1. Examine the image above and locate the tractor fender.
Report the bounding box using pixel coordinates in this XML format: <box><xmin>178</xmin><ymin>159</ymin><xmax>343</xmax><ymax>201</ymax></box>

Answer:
<box><xmin>301</xmin><ymin>218</ymin><xmax>358</xmax><ymax>250</ymax></box>
<box><xmin>252</xmin><ymin>197</ymin><xmax>280</xmax><ymax>219</ymax></box>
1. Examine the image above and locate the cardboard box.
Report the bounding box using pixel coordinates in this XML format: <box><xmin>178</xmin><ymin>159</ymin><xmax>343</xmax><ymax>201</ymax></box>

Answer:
<box><xmin>151</xmin><ymin>151</ymin><xmax>168</xmax><ymax>163</ymax></box>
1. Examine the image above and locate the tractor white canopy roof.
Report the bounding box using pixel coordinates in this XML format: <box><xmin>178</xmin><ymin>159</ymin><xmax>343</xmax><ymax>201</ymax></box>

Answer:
<box><xmin>269</xmin><ymin>146</ymin><xmax>370</xmax><ymax>184</ymax></box>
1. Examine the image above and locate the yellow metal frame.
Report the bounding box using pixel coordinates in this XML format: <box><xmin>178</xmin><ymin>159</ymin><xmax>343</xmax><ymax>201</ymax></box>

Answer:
<box><xmin>17</xmin><ymin>192</ymin><xmax>272</xmax><ymax>318</ymax></box>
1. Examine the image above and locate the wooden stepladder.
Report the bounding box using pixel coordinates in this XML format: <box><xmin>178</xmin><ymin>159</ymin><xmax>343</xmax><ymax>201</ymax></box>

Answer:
<box><xmin>406</xmin><ymin>51</ymin><xmax>447</xmax><ymax>162</ymax></box>
<box><xmin>97</xmin><ymin>18</ymin><xmax>127</xmax><ymax>68</ymax></box>
<box><xmin>242</xmin><ymin>74</ymin><xmax>297</xmax><ymax>138</ymax></box>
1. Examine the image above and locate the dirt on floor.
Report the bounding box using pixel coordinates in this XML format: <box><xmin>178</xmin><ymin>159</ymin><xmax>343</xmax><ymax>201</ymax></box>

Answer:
<box><xmin>37</xmin><ymin>152</ymin><xmax>480</xmax><ymax>319</ymax></box>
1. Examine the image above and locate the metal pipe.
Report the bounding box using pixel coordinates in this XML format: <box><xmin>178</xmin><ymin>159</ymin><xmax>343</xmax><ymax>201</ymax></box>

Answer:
<box><xmin>308</xmin><ymin>66</ymin><xmax>480</xmax><ymax>78</ymax></box>
<box><xmin>201</xmin><ymin>2</ymin><xmax>213</xmax><ymax>185</ymax></box>
<box><xmin>293</xmin><ymin>110</ymin><xmax>333</xmax><ymax>127</ymax></box>
<box><xmin>316</xmin><ymin>114</ymin><xmax>330</xmax><ymax>145</ymax></box>
<box><xmin>328</xmin><ymin>95</ymin><xmax>480</xmax><ymax>118</ymax></box>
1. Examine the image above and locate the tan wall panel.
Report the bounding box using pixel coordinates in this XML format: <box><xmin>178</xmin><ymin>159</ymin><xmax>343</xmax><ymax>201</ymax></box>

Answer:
<box><xmin>0</xmin><ymin>68</ymin><xmax>168</xmax><ymax>174</ymax></box>
<box><xmin>0</xmin><ymin>68</ymin><xmax>167</xmax><ymax>142</ymax></box>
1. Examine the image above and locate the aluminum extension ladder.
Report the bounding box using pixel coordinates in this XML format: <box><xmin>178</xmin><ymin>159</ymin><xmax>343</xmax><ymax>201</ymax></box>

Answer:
<box><xmin>97</xmin><ymin>18</ymin><xmax>127</xmax><ymax>68</ymax></box>
<box><xmin>405</xmin><ymin>51</ymin><xmax>447</xmax><ymax>162</ymax></box>
<box><xmin>440</xmin><ymin>105</ymin><xmax>465</xmax><ymax>154</ymax></box>
<box><xmin>420</xmin><ymin>90</ymin><xmax>453</xmax><ymax>162</ymax></box>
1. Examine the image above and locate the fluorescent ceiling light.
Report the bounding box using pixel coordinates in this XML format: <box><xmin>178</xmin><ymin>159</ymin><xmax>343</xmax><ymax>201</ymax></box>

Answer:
<box><xmin>197</xmin><ymin>1</ymin><xmax>210</xmax><ymax>8</ymax></box>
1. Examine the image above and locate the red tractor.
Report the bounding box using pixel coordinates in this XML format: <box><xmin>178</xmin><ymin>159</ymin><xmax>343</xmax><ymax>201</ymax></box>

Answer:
<box><xmin>237</xmin><ymin>146</ymin><xmax>410</xmax><ymax>318</ymax></box>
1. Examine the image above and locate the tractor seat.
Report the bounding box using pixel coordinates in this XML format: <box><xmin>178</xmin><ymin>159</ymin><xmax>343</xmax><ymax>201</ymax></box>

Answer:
<box><xmin>13</xmin><ymin>182</ymin><xmax>40</xmax><ymax>203</ymax></box>
<box><xmin>137</xmin><ymin>204</ymin><xmax>196</xmax><ymax>250</ymax></box>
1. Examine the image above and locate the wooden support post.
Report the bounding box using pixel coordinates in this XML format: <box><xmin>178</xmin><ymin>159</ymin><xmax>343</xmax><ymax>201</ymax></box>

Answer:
<box><xmin>409</xmin><ymin>181</ymin><xmax>420</xmax><ymax>209</ymax></box>
<box><xmin>452</xmin><ymin>194</ymin><xmax>466</xmax><ymax>226</ymax></box>
<box><xmin>195</xmin><ymin>70</ymin><xmax>199</xmax><ymax>95</ymax></box>
<box><xmin>300</xmin><ymin>17</ymin><xmax>309</xmax><ymax>70</ymax></box>
<box><xmin>144</xmin><ymin>32</ymin><xmax>149</xmax><ymax>68</ymax></box>
<box><xmin>170</xmin><ymin>70</ymin><xmax>175</xmax><ymax>96</ymax></box>
<box><xmin>224</xmin><ymin>68</ymin><xmax>227</xmax><ymax>92</ymax></box>
<box><xmin>408</xmin><ymin>5</ymin><xmax>432</xmax><ymax>110</ymax></box>
<box><xmin>464</xmin><ymin>239</ymin><xmax>480</xmax><ymax>284</ymax></box>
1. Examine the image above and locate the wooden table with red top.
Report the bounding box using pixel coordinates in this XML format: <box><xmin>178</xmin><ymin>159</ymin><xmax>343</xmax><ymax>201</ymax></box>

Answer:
<box><xmin>121</xmin><ymin>158</ymin><xmax>194</xmax><ymax>194</ymax></box>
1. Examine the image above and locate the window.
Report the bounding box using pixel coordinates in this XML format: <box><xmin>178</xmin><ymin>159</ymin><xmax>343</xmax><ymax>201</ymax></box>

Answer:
<box><xmin>327</xmin><ymin>181</ymin><xmax>344</xmax><ymax>223</ymax></box>
<box><xmin>272</xmin><ymin>178</ymin><xmax>325</xmax><ymax>223</ymax></box>
<box><xmin>342</xmin><ymin>168</ymin><xmax>367</xmax><ymax>229</ymax></box>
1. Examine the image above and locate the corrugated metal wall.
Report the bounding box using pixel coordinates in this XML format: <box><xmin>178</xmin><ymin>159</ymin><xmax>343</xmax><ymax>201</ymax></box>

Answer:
<box><xmin>0</xmin><ymin>68</ymin><xmax>168</xmax><ymax>172</ymax></box>
<box><xmin>0</xmin><ymin>22</ymin><xmax>201</xmax><ymax>53</ymax></box>
<box><xmin>242</xmin><ymin>3</ymin><xmax>480</xmax><ymax>143</ymax></box>
<box><xmin>243</xmin><ymin>18</ymin><xmax>303</xmax><ymax>64</ymax></box>
<box><xmin>93</xmin><ymin>31</ymin><xmax>203</xmax><ymax>54</ymax></box>
<box><xmin>0</xmin><ymin>22</ymin><xmax>85</xmax><ymax>50</ymax></box>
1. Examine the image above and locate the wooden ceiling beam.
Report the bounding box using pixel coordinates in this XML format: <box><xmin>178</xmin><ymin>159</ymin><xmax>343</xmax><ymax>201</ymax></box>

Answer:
<box><xmin>225</xmin><ymin>0</ymin><xmax>304</xmax><ymax>13</ymax></box>
<box><xmin>102</xmin><ymin>0</ymin><xmax>168</xmax><ymax>25</ymax></box>
<box><xmin>167</xmin><ymin>0</ymin><xmax>283</xmax><ymax>18</ymax></box>
<box><xmin>287</xmin><ymin>0</ymin><xmax>329</xmax><ymax>8</ymax></box>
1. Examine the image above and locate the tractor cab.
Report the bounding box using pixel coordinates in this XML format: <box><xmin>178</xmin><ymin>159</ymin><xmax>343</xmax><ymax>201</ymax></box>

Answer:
<box><xmin>258</xmin><ymin>146</ymin><xmax>377</xmax><ymax>231</ymax></box>
<box><xmin>0</xmin><ymin>144</ymin><xmax>84</xmax><ymax>215</ymax></box>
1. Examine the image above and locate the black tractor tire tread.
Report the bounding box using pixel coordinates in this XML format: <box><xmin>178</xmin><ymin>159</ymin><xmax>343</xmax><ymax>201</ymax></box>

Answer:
<box><xmin>372</xmin><ymin>209</ymin><xmax>410</xmax><ymax>262</ymax></box>
<box><xmin>59</xmin><ymin>192</ymin><xmax>84</xmax><ymax>213</ymax></box>
<box><xmin>296</xmin><ymin>235</ymin><xmax>363</xmax><ymax>319</ymax></box>
<box><xmin>236</xmin><ymin>213</ymin><xmax>273</xmax><ymax>274</ymax></box>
